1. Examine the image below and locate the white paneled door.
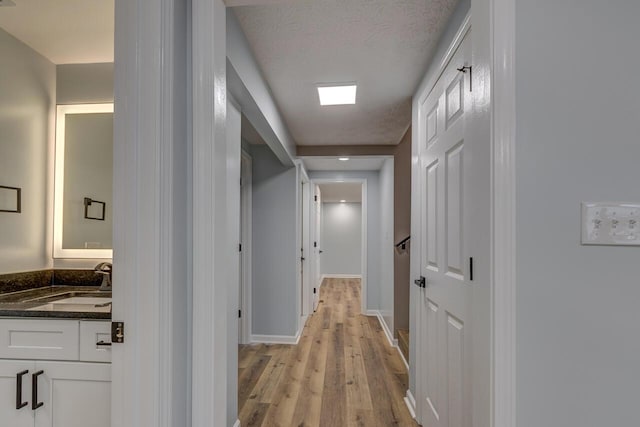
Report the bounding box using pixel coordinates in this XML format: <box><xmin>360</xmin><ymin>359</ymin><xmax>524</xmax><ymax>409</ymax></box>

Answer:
<box><xmin>418</xmin><ymin>31</ymin><xmax>482</xmax><ymax>427</ymax></box>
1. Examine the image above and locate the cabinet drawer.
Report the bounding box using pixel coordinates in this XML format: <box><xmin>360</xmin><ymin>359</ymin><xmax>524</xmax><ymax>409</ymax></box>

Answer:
<box><xmin>0</xmin><ymin>319</ymin><xmax>79</xmax><ymax>361</ymax></box>
<box><xmin>79</xmin><ymin>321</ymin><xmax>111</xmax><ymax>363</ymax></box>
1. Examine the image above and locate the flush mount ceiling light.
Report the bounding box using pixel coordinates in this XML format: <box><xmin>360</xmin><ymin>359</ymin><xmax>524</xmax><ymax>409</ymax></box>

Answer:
<box><xmin>338</xmin><ymin>157</ymin><xmax>350</xmax><ymax>161</ymax></box>
<box><xmin>340</xmin><ymin>200</ymin><xmax>346</xmax><ymax>203</ymax></box>
<box><xmin>317</xmin><ymin>84</ymin><xmax>357</xmax><ymax>106</ymax></box>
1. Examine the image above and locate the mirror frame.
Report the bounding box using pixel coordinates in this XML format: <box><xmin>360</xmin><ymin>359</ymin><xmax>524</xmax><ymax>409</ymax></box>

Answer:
<box><xmin>54</xmin><ymin>103</ymin><xmax>114</xmax><ymax>259</ymax></box>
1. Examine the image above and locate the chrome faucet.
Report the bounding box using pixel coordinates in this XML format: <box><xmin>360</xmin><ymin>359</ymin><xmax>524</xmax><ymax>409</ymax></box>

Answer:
<box><xmin>94</xmin><ymin>262</ymin><xmax>113</xmax><ymax>291</ymax></box>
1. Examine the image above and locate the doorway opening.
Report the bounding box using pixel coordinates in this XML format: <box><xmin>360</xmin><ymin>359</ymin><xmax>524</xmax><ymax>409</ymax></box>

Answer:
<box><xmin>309</xmin><ymin>180</ymin><xmax>367</xmax><ymax>315</ymax></box>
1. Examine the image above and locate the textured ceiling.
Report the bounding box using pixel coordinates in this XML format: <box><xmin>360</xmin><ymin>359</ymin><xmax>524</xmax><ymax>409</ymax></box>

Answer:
<box><xmin>0</xmin><ymin>0</ymin><xmax>114</xmax><ymax>64</ymax></box>
<box><xmin>233</xmin><ymin>0</ymin><xmax>458</xmax><ymax>146</ymax></box>
<box><xmin>318</xmin><ymin>183</ymin><xmax>362</xmax><ymax>203</ymax></box>
<box><xmin>302</xmin><ymin>156</ymin><xmax>386</xmax><ymax>171</ymax></box>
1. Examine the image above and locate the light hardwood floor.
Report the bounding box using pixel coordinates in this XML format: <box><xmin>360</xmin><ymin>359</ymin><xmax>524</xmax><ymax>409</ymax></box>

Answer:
<box><xmin>238</xmin><ymin>278</ymin><xmax>418</xmax><ymax>427</ymax></box>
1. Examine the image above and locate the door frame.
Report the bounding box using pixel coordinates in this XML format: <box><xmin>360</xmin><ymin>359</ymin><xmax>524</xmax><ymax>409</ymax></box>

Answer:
<box><xmin>410</xmin><ymin>1</ymin><xmax>516</xmax><ymax>426</ymax></box>
<box><xmin>240</xmin><ymin>150</ymin><xmax>253</xmax><ymax>345</ymax></box>
<box><xmin>113</xmin><ymin>0</ymin><xmax>515</xmax><ymax>425</ymax></box>
<box><xmin>297</xmin><ymin>164</ymin><xmax>311</xmax><ymax>318</ymax></box>
<box><xmin>309</xmin><ymin>178</ymin><xmax>368</xmax><ymax>314</ymax></box>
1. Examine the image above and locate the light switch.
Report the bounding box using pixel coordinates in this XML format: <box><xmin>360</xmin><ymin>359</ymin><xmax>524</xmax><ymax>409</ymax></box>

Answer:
<box><xmin>582</xmin><ymin>202</ymin><xmax>640</xmax><ymax>246</ymax></box>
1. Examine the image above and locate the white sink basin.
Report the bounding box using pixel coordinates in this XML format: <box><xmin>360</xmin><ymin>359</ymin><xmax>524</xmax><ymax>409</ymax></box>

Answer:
<box><xmin>28</xmin><ymin>297</ymin><xmax>112</xmax><ymax>313</ymax></box>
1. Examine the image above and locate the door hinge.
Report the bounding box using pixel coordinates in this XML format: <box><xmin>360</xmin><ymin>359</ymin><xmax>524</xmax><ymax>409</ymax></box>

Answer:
<box><xmin>414</xmin><ymin>276</ymin><xmax>426</xmax><ymax>288</ymax></box>
<box><xmin>313</xmin><ymin>288</ymin><xmax>317</xmax><ymax>294</ymax></box>
<box><xmin>469</xmin><ymin>257</ymin><xmax>474</xmax><ymax>281</ymax></box>
<box><xmin>457</xmin><ymin>65</ymin><xmax>473</xmax><ymax>91</ymax></box>
<box><xmin>314</xmin><ymin>195</ymin><xmax>317</xmax><ymax>202</ymax></box>
<box><xmin>239</xmin><ymin>243</ymin><xmax>242</xmax><ymax>252</ymax></box>
<box><xmin>111</xmin><ymin>321</ymin><xmax>125</xmax><ymax>343</ymax></box>
<box><xmin>238</xmin><ymin>309</ymin><xmax>242</xmax><ymax>318</ymax></box>
<box><xmin>314</xmin><ymin>241</ymin><xmax>317</xmax><ymax>248</ymax></box>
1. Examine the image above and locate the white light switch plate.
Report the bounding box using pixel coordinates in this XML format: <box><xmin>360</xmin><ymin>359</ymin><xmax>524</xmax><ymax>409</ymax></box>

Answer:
<box><xmin>582</xmin><ymin>202</ymin><xmax>640</xmax><ymax>246</ymax></box>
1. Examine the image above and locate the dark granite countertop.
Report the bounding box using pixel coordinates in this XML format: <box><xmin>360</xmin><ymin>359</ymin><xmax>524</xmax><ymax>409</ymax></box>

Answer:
<box><xmin>0</xmin><ymin>286</ymin><xmax>112</xmax><ymax>320</ymax></box>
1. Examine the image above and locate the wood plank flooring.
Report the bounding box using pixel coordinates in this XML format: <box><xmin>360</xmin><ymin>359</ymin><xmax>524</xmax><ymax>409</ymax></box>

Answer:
<box><xmin>238</xmin><ymin>278</ymin><xmax>418</xmax><ymax>427</ymax></box>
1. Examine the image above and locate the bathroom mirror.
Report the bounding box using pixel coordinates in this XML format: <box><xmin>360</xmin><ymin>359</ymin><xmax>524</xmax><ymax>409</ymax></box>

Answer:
<box><xmin>54</xmin><ymin>103</ymin><xmax>114</xmax><ymax>258</ymax></box>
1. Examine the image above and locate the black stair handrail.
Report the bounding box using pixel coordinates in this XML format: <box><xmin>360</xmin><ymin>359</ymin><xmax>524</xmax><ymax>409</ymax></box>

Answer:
<box><xmin>395</xmin><ymin>235</ymin><xmax>411</xmax><ymax>250</ymax></box>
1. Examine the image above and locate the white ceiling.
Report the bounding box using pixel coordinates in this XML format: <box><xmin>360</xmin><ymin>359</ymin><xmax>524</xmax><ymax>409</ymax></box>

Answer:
<box><xmin>233</xmin><ymin>0</ymin><xmax>458</xmax><ymax>146</ymax></box>
<box><xmin>302</xmin><ymin>156</ymin><xmax>386</xmax><ymax>172</ymax></box>
<box><xmin>0</xmin><ymin>0</ymin><xmax>114</xmax><ymax>64</ymax></box>
<box><xmin>318</xmin><ymin>183</ymin><xmax>362</xmax><ymax>203</ymax></box>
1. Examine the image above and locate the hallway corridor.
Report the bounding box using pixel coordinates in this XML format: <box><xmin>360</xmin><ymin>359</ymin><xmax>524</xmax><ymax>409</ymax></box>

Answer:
<box><xmin>238</xmin><ymin>278</ymin><xmax>417</xmax><ymax>426</ymax></box>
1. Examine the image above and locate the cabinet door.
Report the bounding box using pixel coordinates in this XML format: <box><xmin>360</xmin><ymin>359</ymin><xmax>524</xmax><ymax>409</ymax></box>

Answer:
<box><xmin>33</xmin><ymin>361</ymin><xmax>111</xmax><ymax>427</ymax></box>
<box><xmin>0</xmin><ymin>360</ymin><xmax>35</xmax><ymax>427</ymax></box>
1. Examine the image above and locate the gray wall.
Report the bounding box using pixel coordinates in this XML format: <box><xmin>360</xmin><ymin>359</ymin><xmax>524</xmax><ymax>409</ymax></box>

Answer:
<box><xmin>379</xmin><ymin>158</ymin><xmax>395</xmax><ymax>335</ymax></box>
<box><xmin>57</xmin><ymin>63</ymin><xmax>114</xmax><ymax>104</ymax></box>
<box><xmin>515</xmin><ymin>1</ymin><xmax>640</xmax><ymax>425</ymax></box>
<box><xmin>0</xmin><ymin>29</ymin><xmax>55</xmax><ymax>274</ymax></box>
<box><xmin>321</xmin><ymin>202</ymin><xmax>362</xmax><ymax>275</ymax></box>
<box><xmin>409</xmin><ymin>0</ymin><xmax>470</xmax><ymax>393</ymax></box>
<box><xmin>310</xmin><ymin>171</ymin><xmax>381</xmax><ymax>312</ymax></box>
<box><xmin>251</xmin><ymin>145</ymin><xmax>298</xmax><ymax>337</ymax></box>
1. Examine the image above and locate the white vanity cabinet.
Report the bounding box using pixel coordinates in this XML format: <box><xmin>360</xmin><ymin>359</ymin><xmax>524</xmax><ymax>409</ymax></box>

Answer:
<box><xmin>0</xmin><ymin>319</ymin><xmax>112</xmax><ymax>427</ymax></box>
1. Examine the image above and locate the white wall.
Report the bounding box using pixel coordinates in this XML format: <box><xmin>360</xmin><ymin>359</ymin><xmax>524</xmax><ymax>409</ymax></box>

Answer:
<box><xmin>378</xmin><ymin>158</ymin><xmax>394</xmax><ymax>335</ymax></box>
<box><xmin>515</xmin><ymin>1</ymin><xmax>640</xmax><ymax>425</ymax></box>
<box><xmin>251</xmin><ymin>145</ymin><xmax>298</xmax><ymax>337</ymax></box>
<box><xmin>0</xmin><ymin>29</ymin><xmax>55</xmax><ymax>274</ymax></box>
<box><xmin>321</xmin><ymin>202</ymin><xmax>362</xmax><ymax>275</ymax></box>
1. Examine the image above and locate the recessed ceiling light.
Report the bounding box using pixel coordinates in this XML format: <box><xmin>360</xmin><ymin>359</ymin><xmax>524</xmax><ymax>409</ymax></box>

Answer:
<box><xmin>340</xmin><ymin>200</ymin><xmax>346</xmax><ymax>203</ymax></box>
<box><xmin>338</xmin><ymin>157</ymin><xmax>350</xmax><ymax>161</ymax></box>
<box><xmin>317</xmin><ymin>84</ymin><xmax>357</xmax><ymax>106</ymax></box>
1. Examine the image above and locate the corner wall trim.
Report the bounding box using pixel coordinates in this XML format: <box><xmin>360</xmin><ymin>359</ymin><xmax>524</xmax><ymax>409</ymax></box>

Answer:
<box><xmin>404</xmin><ymin>390</ymin><xmax>417</xmax><ymax>419</ymax></box>
<box><xmin>492</xmin><ymin>0</ymin><xmax>517</xmax><ymax>425</ymax></box>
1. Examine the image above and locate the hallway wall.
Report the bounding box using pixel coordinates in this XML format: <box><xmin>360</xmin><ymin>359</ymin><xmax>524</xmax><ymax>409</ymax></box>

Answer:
<box><xmin>251</xmin><ymin>145</ymin><xmax>298</xmax><ymax>337</ymax></box>
<box><xmin>321</xmin><ymin>202</ymin><xmax>362</xmax><ymax>275</ymax></box>
<box><xmin>515</xmin><ymin>1</ymin><xmax>640</xmax><ymax>425</ymax></box>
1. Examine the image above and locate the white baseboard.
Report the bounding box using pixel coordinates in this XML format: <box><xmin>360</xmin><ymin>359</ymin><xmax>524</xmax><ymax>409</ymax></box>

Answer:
<box><xmin>251</xmin><ymin>317</ymin><xmax>306</xmax><ymax>345</ymax></box>
<box><xmin>397</xmin><ymin>344</ymin><xmax>409</xmax><ymax>371</ymax></box>
<box><xmin>404</xmin><ymin>389</ymin><xmax>417</xmax><ymax>420</ymax></box>
<box><xmin>376</xmin><ymin>311</ymin><xmax>396</xmax><ymax>349</ymax></box>
<box><xmin>232</xmin><ymin>419</ymin><xmax>241</xmax><ymax>427</ymax></box>
<box><xmin>298</xmin><ymin>315</ymin><xmax>308</xmax><ymax>341</ymax></box>
<box><xmin>365</xmin><ymin>310</ymin><xmax>396</xmax><ymax>345</ymax></box>
<box><xmin>322</xmin><ymin>274</ymin><xmax>362</xmax><ymax>279</ymax></box>
<box><xmin>251</xmin><ymin>331</ymin><xmax>301</xmax><ymax>345</ymax></box>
